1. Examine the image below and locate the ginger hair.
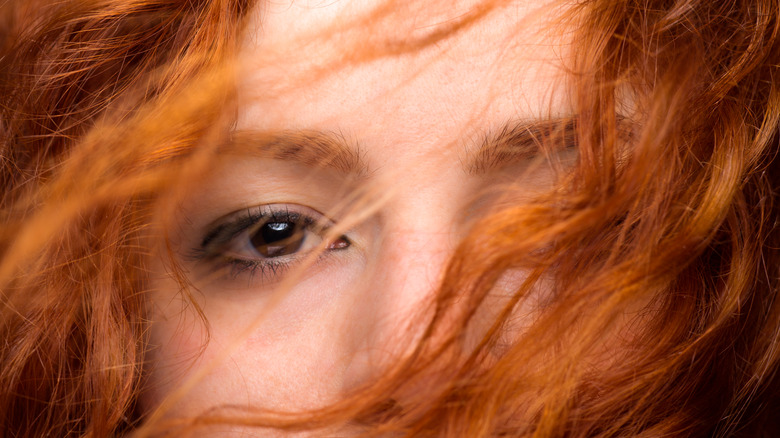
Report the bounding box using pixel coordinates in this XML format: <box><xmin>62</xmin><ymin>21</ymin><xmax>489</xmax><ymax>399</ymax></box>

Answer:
<box><xmin>2</xmin><ymin>0</ymin><xmax>780</xmax><ymax>436</ymax></box>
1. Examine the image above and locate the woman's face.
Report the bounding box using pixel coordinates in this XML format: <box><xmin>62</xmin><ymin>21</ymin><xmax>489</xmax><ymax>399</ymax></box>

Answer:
<box><xmin>143</xmin><ymin>0</ymin><xmax>570</xmax><ymax>426</ymax></box>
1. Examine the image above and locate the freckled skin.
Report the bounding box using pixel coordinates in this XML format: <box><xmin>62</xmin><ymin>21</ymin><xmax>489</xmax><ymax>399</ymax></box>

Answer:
<box><xmin>143</xmin><ymin>0</ymin><xmax>570</xmax><ymax>431</ymax></box>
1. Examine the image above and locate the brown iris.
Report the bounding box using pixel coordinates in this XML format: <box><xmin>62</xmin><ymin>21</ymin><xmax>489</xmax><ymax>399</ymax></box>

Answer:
<box><xmin>250</xmin><ymin>221</ymin><xmax>305</xmax><ymax>257</ymax></box>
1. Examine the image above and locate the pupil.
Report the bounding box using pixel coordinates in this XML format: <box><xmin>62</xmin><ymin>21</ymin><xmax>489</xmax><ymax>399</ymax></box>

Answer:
<box><xmin>251</xmin><ymin>221</ymin><xmax>304</xmax><ymax>257</ymax></box>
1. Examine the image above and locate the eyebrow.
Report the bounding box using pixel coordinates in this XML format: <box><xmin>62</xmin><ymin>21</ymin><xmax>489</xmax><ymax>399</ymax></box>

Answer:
<box><xmin>226</xmin><ymin>130</ymin><xmax>368</xmax><ymax>175</ymax></box>
<box><xmin>226</xmin><ymin>118</ymin><xmax>578</xmax><ymax>176</ymax></box>
<box><xmin>466</xmin><ymin>118</ymin><xmax>578</xmax><ymax>174</ymax></box>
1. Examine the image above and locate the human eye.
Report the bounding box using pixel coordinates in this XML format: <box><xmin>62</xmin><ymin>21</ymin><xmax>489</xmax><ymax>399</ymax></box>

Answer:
<box><xmin>192</xmin><ymin>204</ymin><xmax>350</xmax><ymax>282</ymax></box>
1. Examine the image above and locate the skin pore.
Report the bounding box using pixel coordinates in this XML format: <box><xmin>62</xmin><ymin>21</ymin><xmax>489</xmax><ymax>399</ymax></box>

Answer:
<box><xmin>142</xmin><ymin>0</ymin><xmax>572</xmax><ymax>430</ymax></box>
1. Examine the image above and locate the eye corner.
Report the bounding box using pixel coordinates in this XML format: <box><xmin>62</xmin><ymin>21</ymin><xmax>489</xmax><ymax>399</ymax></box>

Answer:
<box><xmin>328</xmin><ymin>235</ymin><xmax>351</xmax><ymax>250</ymax></box>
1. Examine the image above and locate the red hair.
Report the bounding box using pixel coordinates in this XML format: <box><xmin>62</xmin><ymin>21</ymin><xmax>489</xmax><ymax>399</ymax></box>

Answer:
<box><xmin>2</xmin><ymin>0</ymin><xmax>780</xmax><ymax>436</ymax></box>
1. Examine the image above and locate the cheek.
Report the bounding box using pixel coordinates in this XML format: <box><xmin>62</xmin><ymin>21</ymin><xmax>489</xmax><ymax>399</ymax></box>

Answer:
<box><xmin>140</xmin><ymin>284</ymin><xmax>212</xmax><ymax>415</ymax></box>
<box><xmin>140</xmin><ymin>258</ymin><xmax>370</xmax><ymax>416</ymax></box>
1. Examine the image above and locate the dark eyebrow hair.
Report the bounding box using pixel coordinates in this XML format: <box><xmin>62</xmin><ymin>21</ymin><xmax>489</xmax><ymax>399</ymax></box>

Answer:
<box><xmin>225</xmin><ymin>130</ymin><xmax>368</xmax><ymax>175</ymax></box>
<box><xmin>466</xmin><ymin>117</ymin><xmax>578</xmax><ymax>175</ymax></box>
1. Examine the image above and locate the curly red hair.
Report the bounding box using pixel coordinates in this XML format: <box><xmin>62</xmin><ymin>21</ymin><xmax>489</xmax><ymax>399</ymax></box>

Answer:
<box><xmin>2</xmin><ymin>0</ymin><xmax>780</xmax><ymax>436</ymax></box>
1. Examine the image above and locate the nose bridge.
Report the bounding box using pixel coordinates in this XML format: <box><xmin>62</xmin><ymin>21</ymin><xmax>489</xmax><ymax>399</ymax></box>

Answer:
<box><xmin>376</xmin><ymin>225</ymin><xmax>450</xmax><ymax>315</ymax></box>
<box><xmin>341</xmin><ymin>214</ymin><xmax>456</xmax><ymax>392</ymax></box>
<box><xmin>355</xmin><ymin>205</ymin><xmax>457</xmax><ymax>363</ymax></box>
<box><xmin>365</xmin><ymin>159</ymin><xmax>461</xmax><ymax>315</ymax></box>
<box><xmin>341</xmin><ymin>160</ymin><xmax>465</xmax><ymax>390</ymax></box>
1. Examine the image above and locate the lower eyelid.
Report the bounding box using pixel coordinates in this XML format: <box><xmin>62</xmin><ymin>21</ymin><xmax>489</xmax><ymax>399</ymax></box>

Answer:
<box><xmin>226</xmin><ymin>257</ymin><xmax>293</xmax><ymax>280</ymax></box>
<box><xmin>220</xmin><ymin>242</ymin><xmax>347</xmax><ymax>284</ymax></box>
<box><xmin>211</xmin><ymin>230</ymin><xmax>350</xmax><ymax>280</ymax></box>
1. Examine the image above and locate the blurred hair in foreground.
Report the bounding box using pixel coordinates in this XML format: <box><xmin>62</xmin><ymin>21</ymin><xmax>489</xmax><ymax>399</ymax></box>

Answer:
<box><xmin>2</xmin><ymin>0</ymin><xmax>780</xmax><ymax>436</ymax></box>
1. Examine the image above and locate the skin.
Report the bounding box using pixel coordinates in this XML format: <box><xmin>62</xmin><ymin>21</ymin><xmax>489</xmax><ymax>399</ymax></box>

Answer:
<box><xmin>143</xmin><ymin>0</ymin><xmax>571</xmax><ymax>434</ymax></box>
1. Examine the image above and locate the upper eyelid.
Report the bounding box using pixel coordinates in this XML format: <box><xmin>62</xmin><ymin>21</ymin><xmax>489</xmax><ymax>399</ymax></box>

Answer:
<box><xmin>200</xmin><ymin>212</ymin><xmax>258</xmax><ymax>248</ymax></box>
<box><xmin>199</xmin><ymin>205</ymin><xmax>329</xmax><ymax>249</ymax></box>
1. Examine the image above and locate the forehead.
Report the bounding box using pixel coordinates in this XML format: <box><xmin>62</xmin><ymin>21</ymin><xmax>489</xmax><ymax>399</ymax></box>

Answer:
<box><xmin>236</xmin><ymin>0</ymin><xmax>572</xmax><ymax>161</ymax></box>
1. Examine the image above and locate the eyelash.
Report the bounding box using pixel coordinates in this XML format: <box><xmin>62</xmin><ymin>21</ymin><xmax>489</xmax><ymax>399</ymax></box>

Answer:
<box><xmin>193</xmin><ymin>205</ymin><xmax>350</xmax><ymax>282</ymax></box>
